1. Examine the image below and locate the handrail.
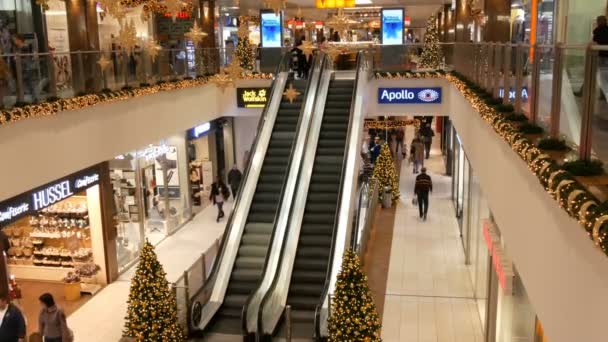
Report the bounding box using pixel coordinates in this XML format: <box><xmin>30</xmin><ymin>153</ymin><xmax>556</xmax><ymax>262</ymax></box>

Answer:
<box><xmin>241</xmin><ymin>52</ymin><xmax>325</xmax><ymax>337</ymax></box>
<box><xmin>256</xmin><ymin>52</ymin><xmax>333</xmax><ymax>338</ymax></box>
<box><xmin>351</xmin><ymin>179</ymin><xmax>380</xmax><ymax>261</ymax></box>
<box><xmin>189</xmin><ymin>50</ymin><xmax>289</xmax><ymax>332</ymax></box>
<box><xmin>314</xmin><ymin>50</ymin><xmax>367</xmax><ymax>339</ymax></box>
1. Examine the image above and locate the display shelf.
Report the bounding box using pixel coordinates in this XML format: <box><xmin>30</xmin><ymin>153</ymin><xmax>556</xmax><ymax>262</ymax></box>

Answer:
<box><xmin>8</xmin><ymin>264</ymin><xmax>74</xmax><ymax>282</ymax></box>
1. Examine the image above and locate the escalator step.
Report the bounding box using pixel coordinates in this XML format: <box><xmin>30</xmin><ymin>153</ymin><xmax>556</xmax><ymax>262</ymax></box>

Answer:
<box><xmin>224</xmin><ymin>294</ymin><xmax>248</xmax><ymax>309</ymax></box>
<box><xmin>247</xmin><ymin>212</ymin><xmax>275</xmax><ymax>222</ymax></box>
<box><xmin>244</xmin><ymin>223</ymin><xmax>274</xmax><ymax>234</ymax></box>
<box><xmin>300</xmin><ymin>234</ymin><xmax>333</xmax><ymax>246</ymax></box>
<box><xmin>292</xmin><ymin>270</ymin><xmax>326</xmax><ymax>283</ymax></box>
<box><xmin>287</xmin><ymin>296</ymin><xmax>318</xmax><ymax>311</ymax></box>
<box><xmin>300</xmin><ymin>224</ymin><xmax>334</xmax><ymax>235</ymax></box>
<box><xmin>239</xmin><ymin>245</ymin><xmax>270</xmax><ymax>258</ymax></box>
<box><xmin>319</xmin><ymin>132</ymin><xmax>347</xmax><ymax>140</ymax></box>
<box><xmin>302</xmin><ymin>214</ymin><xmax>335</xmax><ymax>224</ymax></box>
<box><xmin>324</xmin><ymin>108</ymin><xmax>350</xmax><ymax>116</ymax></box>
<box><xmin>272</xmin><ymin>132</ymin><xmax>295</xmax><ymax>140</ymax></box>
<box><xmin>317</xmin><ymin>139</ymin><xmax>345</xmax><ymax>148</ymax></box>
<box><xmin>304</xmin><ymin>204</ymin><xmax>337</xmax><ymax>213</ymax></box>
<box><xmin>249</xmin><ymin>202</ymin><xmax>278</xmax><ymax>213</ymax></box>
<box><xmin>256</xmin><ymin>183</ymin><xmax>282</xmax><ymax>192</ymax></box>
<box><xmin>235</xmin><ymin>256</ymin><xmax>265</xmax><ymax>269</ymax></box>
<box><xmin>293</xmin><ymin>259</ymin><xmax>328</xmax><ymax>271</ymax></box>
<box><xmin>309</xmin><ymin>174</ymin><xmax>342</xmax><ymax>183</ymax></box>
<box><xmin>326</xmin><ymin>94</ymin><xmax>352</xmax><ymax>102</ymax></box>
<box><xmin>315</xmin><ymin>147</ymin><xmax>346</xmax><ymax>156</ymax></box>
<box><xmin>290</xmin><ymin>309</ymin><xmax>316</xmax><ymax>323</ymax></box>
<box><xmin>231</xmin><ymin>269</ymin><xmax>263</xmax><ymax>281</ymax></box>
<box><xmin>314</xmin><ymin>156</ymin><xmax>342</xmax><ymax>165</ymax></box>
<box><xmin>296</xmin><ymin>247</ymin><xmax>330</xmax><ymax>259</ymax></box>
<box><xmin>274</xmin><ymin>124</ymin><xmax>297</xmax><ymax>131</ymax></box>
<box><xmin>306</xmin><ymin>193</ymin><xmax>338</xmax><ymax>203</ymax></box>
<box><xmin>241</xmin><ymin>233</ymin><xmax>272</xmax><ymax>246</ymax></box>
<box><xmin>308</xmin><ymin>183</ymin><xmax>339</xmax><ymax>193</ymax></box>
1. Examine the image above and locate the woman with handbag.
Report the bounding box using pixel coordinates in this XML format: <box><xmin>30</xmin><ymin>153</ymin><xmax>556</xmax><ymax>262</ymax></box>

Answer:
<box><xmin>210</xmin><ymin>176</ymin><xmax>230</xmax><ymax>223</ymax></box>
<box><xmin>38</xmin><ymin>293</ymin><xmax>73</xmax><ymax>342</ymax></box>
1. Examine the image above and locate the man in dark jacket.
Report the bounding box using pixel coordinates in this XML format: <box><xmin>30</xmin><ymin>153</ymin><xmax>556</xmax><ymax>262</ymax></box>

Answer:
<box><xmin>370</xmin><ymin>136</ymin><xmax>381</xmax><ymax>164</ymax></box>
<box><xmin>414</xmin><ymin>167</ymin><xmax>433</xmax><ymax>221</ymax></box>
<box><xmin>227</xmin><ymin>165</ymin><xmax>243</xmax><ymax>199</ymax></box>
<box><xmin>419</xmin><ymin>124</ymin><xmax>435</xmax><ymax>159</ymax></box>
<box><xmin>0</xmin><ymin>292</ymin><xmax>26</xmax><ymax>342</ymax></box>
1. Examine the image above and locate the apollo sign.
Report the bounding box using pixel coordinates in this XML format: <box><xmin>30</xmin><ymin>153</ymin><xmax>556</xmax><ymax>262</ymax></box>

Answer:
<box><xmin>378</xmin><ymin>87</ymin><xmax>442</xmax><ymax>104</ymax></box>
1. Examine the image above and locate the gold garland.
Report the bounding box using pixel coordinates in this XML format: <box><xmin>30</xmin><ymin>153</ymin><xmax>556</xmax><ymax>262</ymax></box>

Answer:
<box><xmin>567</xmin><ymin>190</ymin><xmax>585</xmax><ymax>212</ymax></box>
<box><xmin>364</xmin><ymin>119</ymin><xmax>420</xmax><ymax>129</ymax></box>
<box><xmin>579</xmin><ymin>201</ymin><xmax>598</xmax><ymax>226</ymax></box>
<box><xmin>592</xmin><ymin>215</ymin><xmax>608</xmax><ymax>245</ymax></box>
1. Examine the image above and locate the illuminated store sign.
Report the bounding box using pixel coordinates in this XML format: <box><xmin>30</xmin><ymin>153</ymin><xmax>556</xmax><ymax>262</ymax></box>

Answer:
<box><xmin>193</xmin><ymin>123</ymin><xmax>211</xmax><ymax>137</ymax></box>
<box><xmin>483</xmin><ymin>220</ymin><xmax>514</xmax><ymax>293</ymax></box>
<box><xmin>237</xmin><ymin>87</ymin><xmax>270</xmax><ymax>108</ymax></box>
<box><xmin>378</xmin><ymin>87</ymin><xmax>442</xmax><ymax>104</ymax></box>
<box><xmin>499</xmin><ymin>87</ymin><xmax>529</xmax><ymax>103</ymax></box>
<box><xmin>0</xmin><ymin>166</ymin><xmax>101</xmax><ymax>226</ymax></box>
<box><xmin>381</xmin><ymin>8</ymin><xmax>404</xmax><ymax>45</ymax></box>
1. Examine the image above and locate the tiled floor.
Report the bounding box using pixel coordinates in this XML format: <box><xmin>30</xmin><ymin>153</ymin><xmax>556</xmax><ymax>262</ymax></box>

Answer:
<box><xmin>67</xmin><ymin>202</ymin><xmax>226</xmax><ymax>342</ymax></box>
<box><xmin>381</xmin><ymin>147</ymin><xmax>484</xmax><ymax>342</ymax></box>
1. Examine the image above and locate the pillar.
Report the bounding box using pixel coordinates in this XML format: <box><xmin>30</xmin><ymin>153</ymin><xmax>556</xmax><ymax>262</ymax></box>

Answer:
<box><xmin>199</xmin><ymin>0</ymin><xmax>219</xmax><ymax>74</ymax></box>
<box><xmin>484</xmin><ymin>0</ymin><xmax>511</xmax><ymax>42</ymax></box>
<box><xmin>65</xmin><ymin>0</ymin><xmax>100</xmax><ymax>93</ymax></box>
<box><xmin>455</xmin><ymin>0</ymin><xmax>472</xmax><ymax>42</ymax></box>
<box><xmin>438</xmin><ymin>11</ymin><xmax>445</xmax><ymax>41</ymax></box>
<box><xmin>98</xmin><ymin>162</ymin><xmax>119</xmax><ymax>282</ymax></box>
<box><xmin>444</xmin><ymin>4</ymin><xmax>455</xmax><ymax>42</ymax></box>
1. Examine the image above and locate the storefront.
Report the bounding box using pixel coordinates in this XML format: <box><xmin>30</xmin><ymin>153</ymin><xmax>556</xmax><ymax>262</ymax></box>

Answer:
<box><xmin>0</xmin><ymin>164</ymin><xmax>111</xmax><ymax>286</ymax></box>
<box><xmin>110</xmin><ymin>135</ymin><xmax>191</xmax><ymax>274</ymax></box>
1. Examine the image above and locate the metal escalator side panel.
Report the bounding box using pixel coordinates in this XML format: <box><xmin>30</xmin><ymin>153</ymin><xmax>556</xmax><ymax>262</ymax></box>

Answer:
<box><xmin>244</xmin><ymin>55</ymin><xmax>326</xmax><ymax>336</ymax></box>
<box><xmin>257</xmin><ymin>66</ymin><xmax>334</xmax><ymax>337</ymax></box>
<box><xmin>192</xmin><ymin>72</ymin><xmax>289</xmax><ymax>331</ymax></box>
<box><xmin>315</xmin><ymin>52</ymin><xmax>371</xmax><ymax>338</ymax></box>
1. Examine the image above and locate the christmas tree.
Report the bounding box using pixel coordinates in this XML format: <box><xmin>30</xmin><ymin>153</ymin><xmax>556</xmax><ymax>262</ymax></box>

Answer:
<box><xmin>419</xmin><ymin>14</ymin><xmax>444</xmax><ymax>69</ymax></box>
<box><xmin>123</xmin><ymin>241</ymin><xmax>185</xmax><ymax>342</ymax></box>
<box><xmin>327</xmin><ymin>249</ymin><xmax>382</xmax><ymax>342</ymax></box>
<box><xmin>235</xmin><ymin>20</ymin><xmax>255</xmax><ymax>70</ymax></box>
<box><xmin>372</xmin><ymin>143</ymin><xmax>400</xmax><ymax>203</ymax></box>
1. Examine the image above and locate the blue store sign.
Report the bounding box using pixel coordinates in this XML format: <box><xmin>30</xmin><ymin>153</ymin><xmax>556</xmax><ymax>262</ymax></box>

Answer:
<box><xmin>378</xmin><ymin>87</ymin><xmax>442</xmax><ymax>104</ymax></box>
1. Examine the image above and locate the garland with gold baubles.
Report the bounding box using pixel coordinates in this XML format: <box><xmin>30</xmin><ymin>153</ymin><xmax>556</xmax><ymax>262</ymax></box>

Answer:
<box><xmin>364</xmin><ymin>119</ymin><xmax>420</xmax><ymax>130</ymax></box>
<box><xmin>449</xmin><ymin>70</ymin><xmax>608</xmax><ymax>256</ymax></box>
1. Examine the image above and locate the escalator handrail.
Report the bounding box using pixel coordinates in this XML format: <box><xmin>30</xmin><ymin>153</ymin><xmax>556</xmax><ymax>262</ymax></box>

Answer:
<box><xmin>256</xmin><ymin>53</ymin><xmax>332</xmax><ymax>336</ymax></box>
<box><xmin>240</xmin><ymin>52</ymin><xmax>324</xmax><ymax>335</ymax></box>
<box><xmin>189</xmin><ymin>51</ymin><xmax>290</xmax><ymax>331</ymax></box>
<box><xmin>314</xmin><ymin>51</ymin><xmax>366</xmax><ymax>339</ymax></box>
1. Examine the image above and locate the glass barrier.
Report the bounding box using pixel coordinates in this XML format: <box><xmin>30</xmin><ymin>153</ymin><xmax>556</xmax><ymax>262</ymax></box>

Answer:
<box><xmin>588</xmin><ymin>49</ymin><xmax>608</xmax><ymax>163</ymax></box>
<box><xmin>536</xmin><ymin>46</ymin><xmax>555</xmax><ymax>132</ymax></box>
<box><xmin>561</xmin><ymin>47</ymin><xmax>586</xmax><ymax>158</ymax></box>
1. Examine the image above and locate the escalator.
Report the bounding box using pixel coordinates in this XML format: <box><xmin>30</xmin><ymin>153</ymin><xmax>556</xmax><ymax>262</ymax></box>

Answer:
<box><xmin>204</xmin><ymin>79</ymin><xmax>308</xmax><ymax>335</ymax></box>
<box><xmin>257</xmin><ymin>52</ymin><xmax>364</xmax><ymax>340</ymax></box>
<box><xmin>280</xmin><ymin>78</ymin><xmax>354</xmax><ymax>338</ymax></box>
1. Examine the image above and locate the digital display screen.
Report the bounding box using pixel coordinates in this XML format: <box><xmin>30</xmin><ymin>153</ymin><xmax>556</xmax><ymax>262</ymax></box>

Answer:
<box><xmin>381</xmin><ymin>8</ymin><xmax>404</xmax><ymax>45</ymax></box>
<box><xmin>260</xmin><ymin>12</ymin><xmax>282</xmax><ymax>48</ymax></box>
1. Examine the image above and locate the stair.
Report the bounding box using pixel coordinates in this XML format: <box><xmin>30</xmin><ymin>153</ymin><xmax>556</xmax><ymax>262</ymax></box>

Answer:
<box><xmin>276</xmin><ymin>79</ymin><xmax>355</xmax><ymax>339</ymax></box>
<box><xmin>206</xmin><ymin>80</ymin><xmax>308</xmax><ymax>335</ymax></box>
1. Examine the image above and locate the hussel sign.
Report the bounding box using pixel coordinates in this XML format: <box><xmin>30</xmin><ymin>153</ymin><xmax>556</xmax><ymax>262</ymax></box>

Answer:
<box><xmin>378</xmin><ymin>87</ymin><xmax>442</xmax><ymax>104</ymax></box>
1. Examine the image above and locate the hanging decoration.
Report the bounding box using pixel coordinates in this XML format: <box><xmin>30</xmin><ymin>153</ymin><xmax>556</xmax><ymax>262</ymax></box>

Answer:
<box><xmin>283</xmin><ymin>83</ymin><xmax>301</xmax><ymax>104</ymax></box>
<box><xmin>145</xmin><ymin>40</ymin><xmax>162</xmax><ymax>62</ymax></box>
<box><xmin>327</xmin><ymin>9</ymin><xmax>351</xmax><ymax>36</ymax></box>
<box><xmin>364</xmin><ymin>119</ymin><xmax>420</xmax><ymax>130</ymax></box>
<box><xmin>297</xmin><ymin>40</ymin><xmax>315</xmax><ymax>59</ymax></box>
<box><xmin>164</xmin><ymin>0</ymin><xmax>185</xmax><ymax>22</ymax></box>
<box><xmin>185</xmin><ymin>21</ymin><xmax>208</xmax><ymax>44</ymax></box>
<box><xmin>210</xmin><ymin>72</ymin><xmax>235</xmax><ymax>92</ymax></box>
<box><xmin>117</xmin><ymin>19</ymin><xmax>138</xmax><ymax>55</ymax></box>
<box><xmin>99</xmin><ymin>0</ymin><xmax>126</xmax><ymax>22</ymax></box>
<box><xmin>224</xmin><ymin>55</ymin><xmax>244</xmax><ymax>81</ymax></box>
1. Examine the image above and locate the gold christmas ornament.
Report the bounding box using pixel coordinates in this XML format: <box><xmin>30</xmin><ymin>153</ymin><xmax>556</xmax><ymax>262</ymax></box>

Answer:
<box><xmin>210</xmin><ymin>72</ymin><xmax>234</xmax><ymax>92</ymax></box>
<box><xmin>282</xmin><ymin>83</ymin><xmax>301</xmax><ymax>104</ymax></box>
<box><xmin>327</xmin><ymin>9</ymin><xmax>351</xmax><ymax>36</ymax></box>
<box><xmin>297</xmin><ymin>40</ymin><xmax>315</xmax><ymax>59</ymax></box>
<box><xmin>164</xmin><ymin>0</ymin><xmax>184</xmax><ymax>22</ymax></box>
<box><xmin>97</xmin><ymin>55</ymin><xmax>112</xmax><ymax>71</ymax></box>
<box><xmin>185</xmin><ymin>21</ymin><xmax>208</xmax><ymax>44</ymax></box>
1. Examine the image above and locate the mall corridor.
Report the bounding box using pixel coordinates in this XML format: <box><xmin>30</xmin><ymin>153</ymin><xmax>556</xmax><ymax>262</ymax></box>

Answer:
<box><xmin>381</xmin><ymin>147</ymin><xmax>484</xmax><ymax>341</ymax></box>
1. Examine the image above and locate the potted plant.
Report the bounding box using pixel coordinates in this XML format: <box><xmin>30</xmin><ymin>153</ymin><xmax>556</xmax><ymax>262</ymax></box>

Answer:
<box><xmin>75</xmin><ymin>263</ymin><xmax>101</xmax><ymax>284</ymax></box>
<box><xmin>518</xmin><ymin>123</ymin><xmax>545</xmax><ymax>142</ymax></box>
<box><xmin>63</xmin><ymin>271</ymin><xmax>81</xmax><ymax>301</ymax></box>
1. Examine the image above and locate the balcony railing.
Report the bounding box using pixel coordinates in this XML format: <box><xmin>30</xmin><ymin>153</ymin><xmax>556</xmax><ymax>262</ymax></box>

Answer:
<box><xmin>0</xmin><ymin>47</ymin><xmax>237</xmax><ymax>109</ymax></box>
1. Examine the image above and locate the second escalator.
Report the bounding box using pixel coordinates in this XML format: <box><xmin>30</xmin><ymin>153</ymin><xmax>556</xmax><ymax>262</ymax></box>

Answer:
<box><xmin>276</xmin><ymin>78</ymin><xmax>355</xmax><ymax>339</ymax></box>
<box><xmin>205</xmin><ymin>79</ymin><xmax>308</xmax><ymax>335</ymax></box>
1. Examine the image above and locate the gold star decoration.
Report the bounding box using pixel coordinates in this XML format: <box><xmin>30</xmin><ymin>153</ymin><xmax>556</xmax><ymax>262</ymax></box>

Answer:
<box><xmin>145</xmin><ymin>40</ymin><xmax>161</xmax><ymax>62</ymax></box>
<box><xmin>117</xmin><ymin>19</ymin><xmax>138</xmax><ymax>55</ymax></box>
<box><xmin>328</xmin><ymin>8</ymin><xmax>351</xmax><ymax>35</ymax></box>
<box><xmin>97</xmin><ymin>55</ymin><xmax>111</xmax><ymax>71</ymax></box>
<box><xmin>298</xmin><ymin>40</ymin><xmax>315</xmax><ymax>59</ymax></box>
<box><xmin>210</xmin><ymin>72</ymin><xmax>234</xmax><ymax>92</ymax></box>
<box><xmin>98</xmin><ymin>0</ymin><xmax>125</xmax><ymax>22</ymax></box>
<box><xmin>283</xmin><ymin>83</ymin><xmax>301</xmax><ymax>104</ymax></box>
<box><xmin>224</xmin><ymin>54</ymin><xmax>244</xmax><ymax>80</ymax></box>
<box><xmin>265</xmin><ymin>0</ymin><xmax>285</xmax><ymax>15</ymax></box>
<box><xmin>185</xmin><ymin>21</ymin><xmax>207</xmax><ymax>44</ymax></box>
<box><xmin>164</xmin><ymin>0</ymin><xmax>184</xmax><ymax>22</ymax></box>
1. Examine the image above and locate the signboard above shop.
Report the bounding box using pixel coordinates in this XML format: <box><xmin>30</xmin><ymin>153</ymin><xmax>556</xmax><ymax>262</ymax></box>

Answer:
<box><xmin>0</xmin><ymin>165</ymin><xmax>102</xmax><ymax>227</ymax></box>
<box><xmin>237</xmin><ymin>87</ymin><xmax>270</xmax><ymax>108</ymax></box>
<box><xmin>378</xmin><ymin>87</ymin><xmax>442</xmax><ymax>104</ymax></box>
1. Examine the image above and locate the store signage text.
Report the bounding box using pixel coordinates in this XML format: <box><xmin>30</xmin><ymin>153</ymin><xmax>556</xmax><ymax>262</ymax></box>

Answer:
<box><xmin>499</xmin><ymin>87</ymin><xmax>529</xmax><ymax>103</ymax></box>
<box><xmin>483</xmin><ymin>220</ymin><xmax>514</xmax><ymax>294</ymax></box>
<box><xmin>0</xmin><ymin>166</ymin><xmax>101</xmax><ymax>227</ymax></box>
<box><xmin>378</xmin><ymin>87</ymin><xmax>442</xmax><ymax>104</ymax></box>
<box><xmin>138</xmin><ymin>145</ymin><xmax>170</xmax><ymax>161</ymax></box>
<box><xmin>237</xmin><ymin>87</ymin><xmax>270</xmax><ymax>108</ymax></box>
<box><xmin>193</xmin><ymin>122</ymin><xmax>211</xmax><ymax>138</ymax></box>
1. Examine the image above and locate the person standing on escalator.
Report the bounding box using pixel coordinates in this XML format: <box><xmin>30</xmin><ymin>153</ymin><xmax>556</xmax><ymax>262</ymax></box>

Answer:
<box><xmin>210</xmin><ymin>176</ymin><xmax>230</xmax><ymax>223</ymax></box>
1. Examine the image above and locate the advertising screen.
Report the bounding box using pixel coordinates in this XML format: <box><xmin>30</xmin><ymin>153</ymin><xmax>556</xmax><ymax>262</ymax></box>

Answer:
<box><xmin>381</xmin><ymin>8</ymin><xmax>404</xmax><ymax>45</ymax></box>
<box><xmin>260</xmin><ymin>11</ymin><xmax>282</xmax><ymax>48</ymax></box>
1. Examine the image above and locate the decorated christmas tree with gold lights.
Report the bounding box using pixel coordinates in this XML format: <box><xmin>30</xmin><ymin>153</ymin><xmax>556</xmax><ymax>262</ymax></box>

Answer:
<box><xmin>235</xmin><ymin>19</ymin><xmax>255</xmax><ymax>70</ymax></box>
<box><xmin>373</xmin><ymin>143</ymin><xmax>400</xmax><ymax>203</ymax></box>
<box><xmin>419</xmin><ymin>14</ymin><xmax>444</xmax><ymax>69</ymax></box>
<box><xmin>123</xmin><ymin>241</ymin><xmax>185</xmax><ymax>341</ymax></box>
<box><xmin>327</xmin><ymin>249</ymin><xmax>382</xmax><ymax>342</ymax></box>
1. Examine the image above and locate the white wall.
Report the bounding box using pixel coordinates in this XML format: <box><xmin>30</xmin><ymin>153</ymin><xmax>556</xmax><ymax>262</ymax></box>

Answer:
<box><xmin>448</xmin><ymin>82</ymin><xmax>608</xmax><ymax>342</ymax></box>
<box><xmin>233</xmin><ymin>115</ymin><xmax>261</xmax><ymax>171</ymax></box>
<box><xmin>0</xmin><ymin>85</ymin><xmax>220</xmax><ymax>202</ymax></box>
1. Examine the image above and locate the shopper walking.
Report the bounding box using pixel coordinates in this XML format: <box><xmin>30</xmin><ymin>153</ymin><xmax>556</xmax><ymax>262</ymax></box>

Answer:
<box><xmin>227</xmin><ymin>165</ymin><xmax>243</xmax><ymax>199</ymax></box>
<box><xmin>0</xmin><ymin>291</ymin><xmax>26</xmax><ymax>342</ymax></box>
<box><xmin>414</xmin><ymin>167</ymin><xmax>433</xmax><ymax>221</ymax></box>
<box><xmin>410</xmin><ymin>137</ymin><xmax>425</xmax><ymax>174</ymax></box>
<box><xmin>370</xmin><ymin>136</ymin><xmax>381</xmax><ymax>165</ymax></box>
<box><xmin>38</xmin><ymin>293</ymin><xmax>72</xmax><ymax>342</ymax></box>
<box><xmin>419</xmin><ymin>123</ymin><xmax>435</xmax><ymax>159</ymax></box>
<box><xmin>210</xmin><ymin>176</ymin><xmax>230</xmax><ymax>222</ymax></box>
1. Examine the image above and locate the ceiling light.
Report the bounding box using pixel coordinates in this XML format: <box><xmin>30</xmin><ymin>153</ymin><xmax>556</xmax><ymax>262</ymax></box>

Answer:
<box><xmin>355</xmin><ymin>0</ymin><xmax>372</xmax><ymax>4</ymax></box>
